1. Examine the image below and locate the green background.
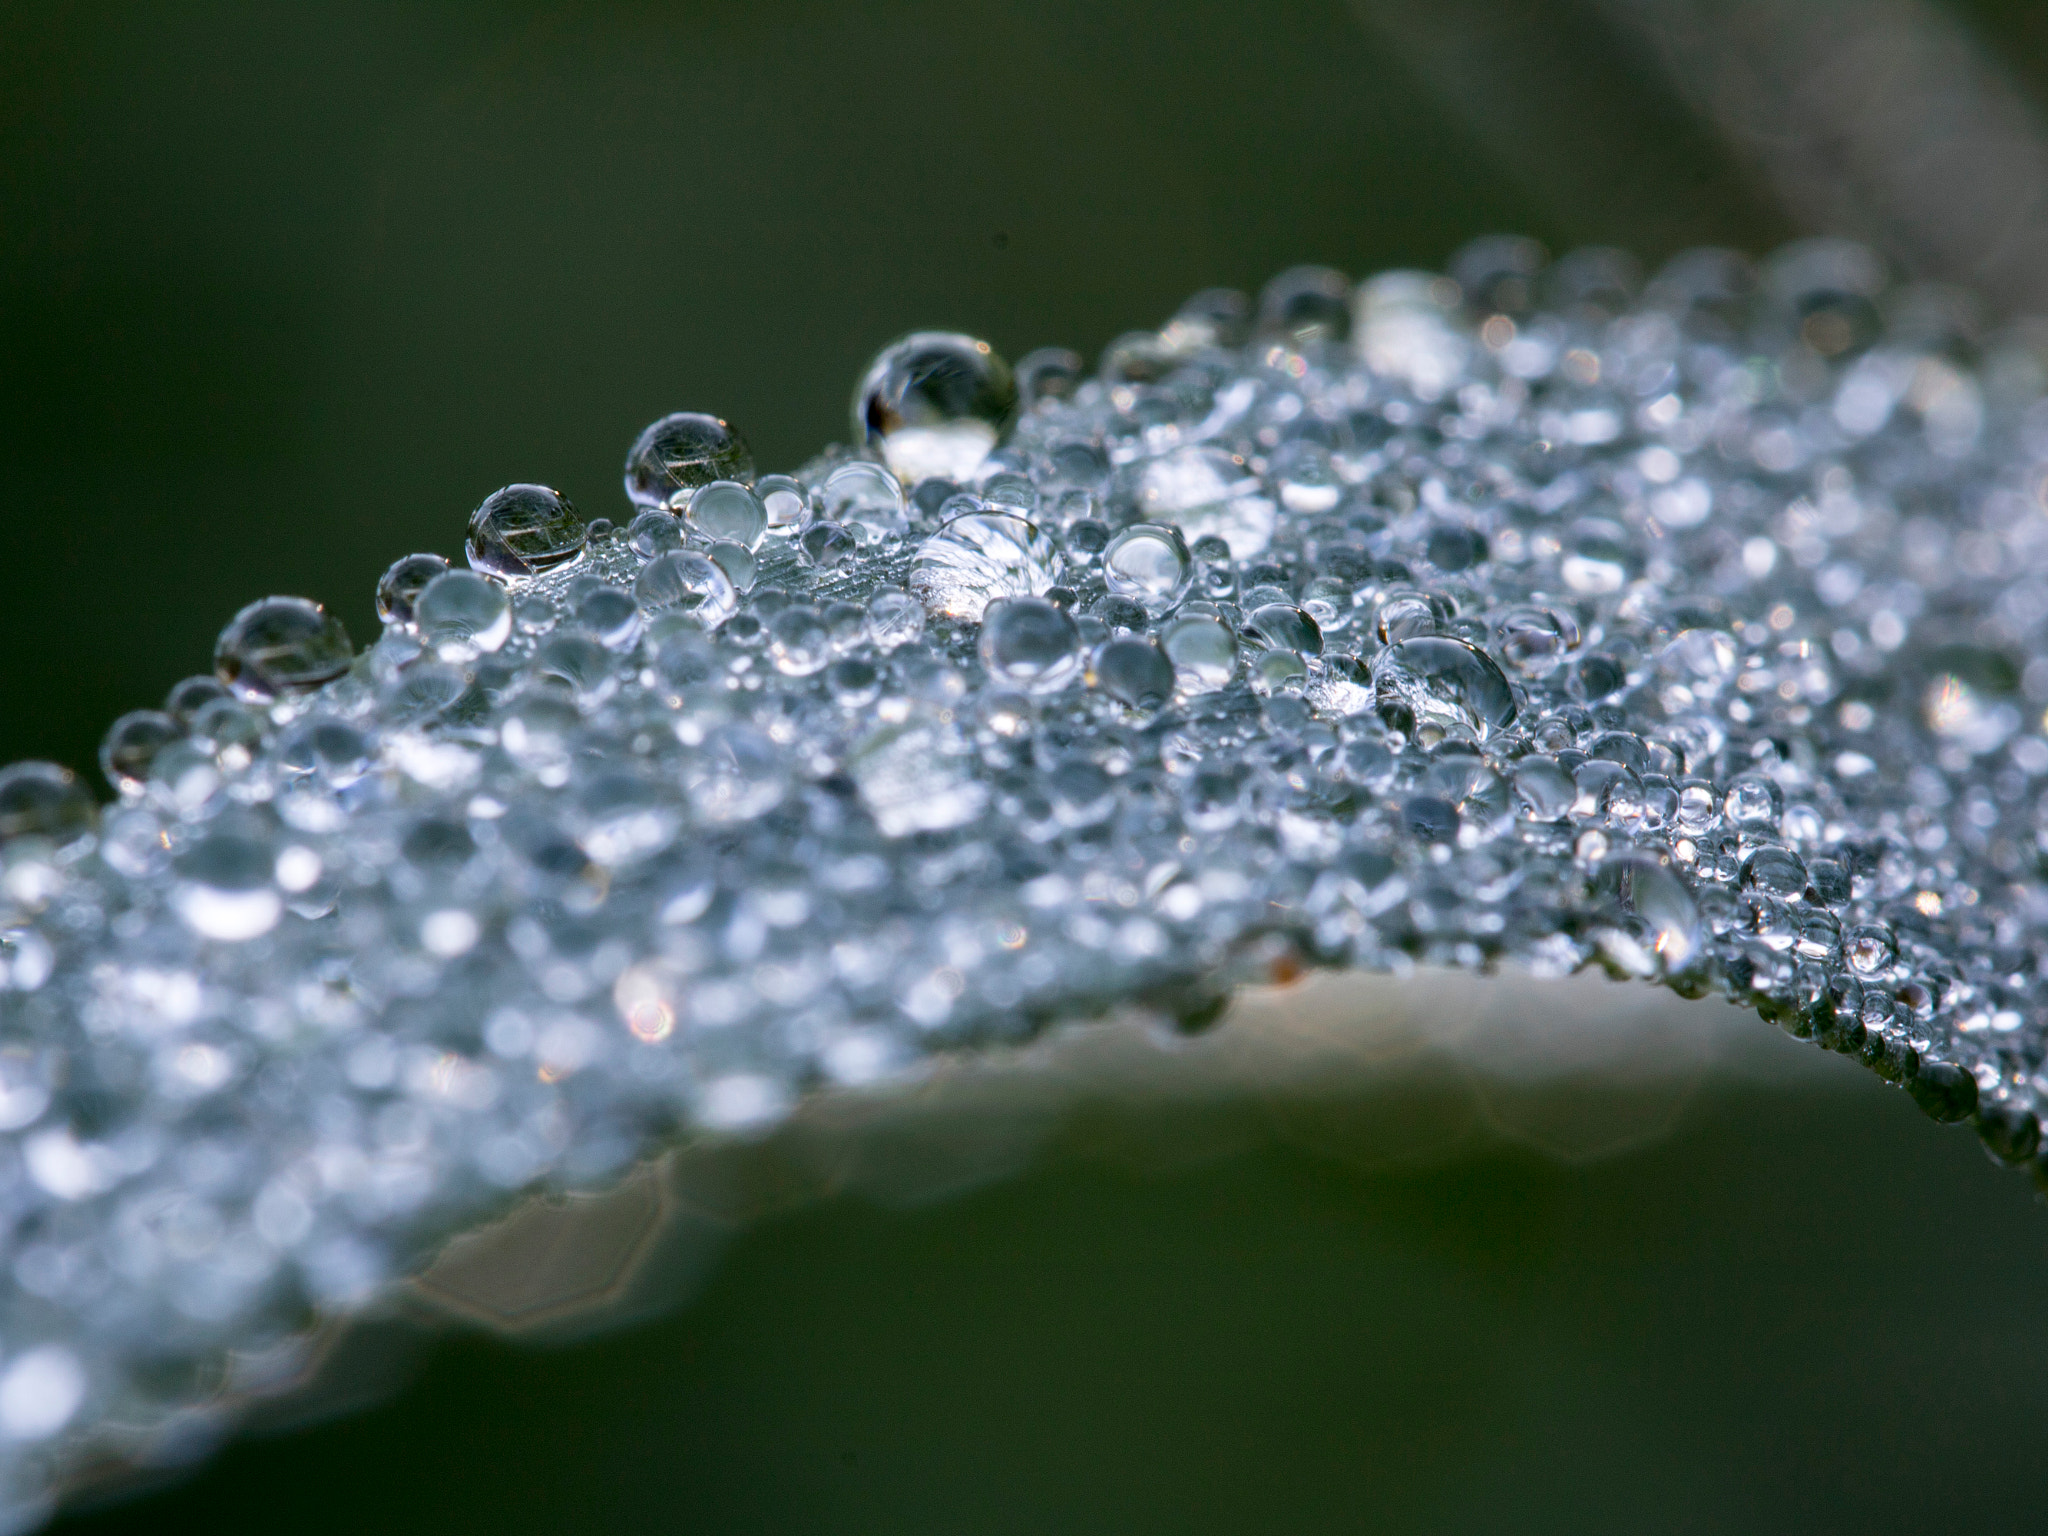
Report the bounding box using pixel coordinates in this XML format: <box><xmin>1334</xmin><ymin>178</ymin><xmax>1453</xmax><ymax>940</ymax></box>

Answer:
<box><xmin>6</xmin><ymin>2</ymin><xmax>2048</xmax><ymax>1529</ymax></box>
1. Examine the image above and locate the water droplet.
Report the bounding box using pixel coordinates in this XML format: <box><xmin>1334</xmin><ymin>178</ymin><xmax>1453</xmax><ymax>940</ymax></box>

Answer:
<box><xmin>1372</xmin><ymin>637</ymin><xmax>1516</xmax><ymax>744</ymax></box>
<box><xmin>819</xmin><ymin>462</ymin><xmax>909</xmax><ymax>543</ymax></box>
<box><xmin>415</xmin><ymin>571</ymin><xmax>513</xmax><ymax>660</ymax></box>
<box><xmin>685</xmin><ymin>726</ymin><xmax>786</xmax><ymax>823</ymax></box>
<box><xmin>1128</xmin><ymin>446</ymin><xmax>1276</xmax><ymax>561</ymax></box>
<box><xmin>625</xmin><ymin>510</ymin><xmax>685</xmax><ymax>562</ymax></box>
<box><xmin>910</xmin><ymin>510</ymin><xmax>1060</xmax><ymax>621</ymax></box>
<box><xmin>797</xmin><ymin>521</ymin><xmax>859</xmax><ymax>570</ymax></box>
<box><xmin>754</xmin><ymin>474</ymin><xmax>810</xmax><ymax>535</ymax></box>
<box><xmin>1495</xmin><ymin>605</ymin><xmax>1580</xmax><ymax>676</ymax></box>
<box><xmin>1257</xmin><ymin>264</ymin><xmax>1352</xmax><ymax>345</ymax></box>
<box><xmin>1723</xmin><ymin>773</ymin><xmax>1782</xmax><ymax>829</ymax></box>
<box><xmin>173</xmin><ymin>833</ymin><xmax>282</xmax><ymax>942</ymax></box>
<box><xmin>979</xmin><ymin>597</ymin><xmax>1082</xmax><ymax>693</ymax></box>
<box><xmin>865</xmin><ymin>589</ymin><xmax>925</xmax><ymax>651</ymax></box>
<box><xmin>1376</xmin><ymin>588</ymin><xmax>1452</xmax><ymax>644</ymax></box>
<box><xmin>854</xmin><ymin>333</ymin><xmax>1016</xmax><ymax>483</ymax></box>
<box><xmin>164</xmin><ymin>675</ymin><xmax>233</xmax><ymax>723</ymax></box>
<box><xmin>684</xmin><ymin>481</ymin><xmax>768</xmax><ymax>550</ymax></box>
<box><xmin>1513</xmin><ymin>755</ymin><xmax>1575</xmax><ymax>821</ymax></box>
<box><xmin>1102</xmin><ymin>524</ymin><xmax>1193</xmax><ymax>614</ymax></box>
<box><xmin>214</xmin><ymin>597</ymin><xmax>354</xmax><ymax>703</ymax></box>
<box><xmin>708</xmin><ymin>540</ymin><xmax>758</xmax><ymax>593</ymax></box>
<box><xmin>1244</xmin><ymin>603</ymin><xmax>1324</xmax><ymax>656</ymax></box>
<box><xmin>1161</xmin><ymin>616</ymin><xmax>1236</xmax><ymax>693</ymax></box>
<box><xmin>1588</xmin><ymin>856</ymin><xmax>1700</xmax><ymax>976</ymax></box>
<box><xmin>1015</xmin><ymin>346</ymin><xmax>1086</xmax><ymax>409</ymax></box>
<box><xmin>769</xmin><ymin>606</ymin><xmax>833</xmax><ymax>677</ymax></box>
<box><xmin>634</xmin><ymin>552</ymin><xmax>738</xmax><ymax>629</ymax></box>
<box><xmin>0</xmin><ymin>764</ymin><xmax>96</xmax><ymax>849</ymax></box>
<box><xmin>99</xmin><ymin>712</ymin><xmax>183</xmax><ymax>797</ymax></box>
<box><xmin>1846</xmin><ymin>923</ymin><xmax>1897</xmax><ymax>975</ymax></box>
<box><xmin>624</xmin><ymin>413</ymin><xmax>754</xmax><ymax>509</ymax></box>
<box><xmin>1093</xmin><ymin>637</ymin><xmax>1174</xmax><ymax>710</ymax></box>
<box><xmin>465</xmin><ymin>485</ymin><xmax>587</xmax><ymax>580</ymax></box>
<box><xmin>376</xmin><ymin>554</ymin><xmax>451</xmax><ymax>629</ymax></box>
<box><xmin>827</xmin><ymin>658</ymin><xmax>881</xmax><ymax>708</ymax></box>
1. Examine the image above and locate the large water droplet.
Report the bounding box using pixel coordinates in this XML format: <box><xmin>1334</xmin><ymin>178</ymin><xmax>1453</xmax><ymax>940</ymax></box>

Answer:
<box><xmin>1162</xmin><ymin>615</ymin><xmax>1237</xmax><ymax>693</ymax></box>
<box><xmin>1371</xmin><ymin>636</ymin><xmax>1517</xmax><ymax>744</ymax></box>
<box><xmin>1093</xmin><ymin>636</ymin><xmax>1174</xmax><ymax>710</ymax></box>
<box><xmin>375</xmin><ymin>554</ymin><xmax>451</xmax><ymax>630</ymax></box>
<box><xmin>1244</xmin><ymin>603</ymin><xmax>1324</xmax><ymax>657</ymax></box>
<box><xmin>214</xmin><ymin>597</ymin><xmax>353</xmax><ymax>704</ymax></box>
<box><xmin>1102</xmin><ymin>523</ymin><xmax>1193</xmax><ymax>614</ymax></box>
<box><xmin>684</xmin><ymin>481</ymin><xmax>768</xmax><ymax>551</ymax></box>
<box><xmin>623</xmin><ymin>413</ymin><xmax>754</xmax><ymax>509</ymax></box>
<box><xmin>415</xmin><ymin>571</ymin><xmax>513</xmax><ymax>660</ymax></box>
<box><xmin>465</xmin><ymin>485</ymin><xmax>587</xmax><ymax>580</ymax></box>
<box><xmin>909</xmin><ymin>510</ymin><xmax>1060</xmax><ymax>621</ymax></box>
<box><xmin>978</xmin><ymin>597</ymin><xmax>1082</xmax><ymax>693</ymax></box>
<box><xmin>819</xmin><ymin>462</ymin><xmax>909</xmax><ymax>543</ymax></box>
<box><xmin>854</xmin><ymin>333</ymin><xmax>1016</xmax><ymax>484</ymax></box>
<box><xmin>634</xmin><ymin>552</ymin><xmax>738</xmax><ymax>629</ymax></box>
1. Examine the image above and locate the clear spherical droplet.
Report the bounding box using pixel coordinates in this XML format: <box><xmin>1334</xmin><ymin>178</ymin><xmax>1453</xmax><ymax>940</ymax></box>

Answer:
<box><xmin>910</xmin><ymin>511</ymin><xmax>1061</xmax><ymax>621</ymax></box>
<box><xmin>685</xmin><ymin>480</ymin><xmax>768</xmax><ymax>551</ymax></box>
<box><xmin>1496</xmin><ymin>605</ymin><xmax>1580</xmax><ymax>676</ymax></box>
<box><xmin>798</xmin><ymin>521</ymin><xmax>859</xmax><ymax>570</ymax></box>
<box><xmin>376</xmin><ymin>553</ymin><xmax>451</xmax><ymax>629</ymax></box>
<box><xmin>164</xmin><ymin>675</ymin><xmax>234</xmax><ymax>723</ymax></box>
<box><xmin>1372</xmin><ymin>636</ymin><xmax>1517</xmax><ymax>744</ymax></box>
<box><xmin>1587</xmin><ymin>856</ymin><xmax>1700</xmax><ymax>976</ymax></box>
<box><xmin>1162</xmin><ymin>615</ymin><xmax>1236</xmax><ymax>693</ymax></box>
<box><xmin>415</xmin><ymin>571</ymin><xmax>513</xmax><ymax>660</ymax></box>
<box><xmin>214</xmin><ymin>597</ymin><xmax>354</xmax><ymax>704</ymax></box>
<box><xmin>820</xmin><ymin>462</ymin><xmax>909</xmax><ymax>543</ymax></box>
<box><xmin>173</xmin><ymin>833</ymin><xmax>282</xmax><ymax>942</ymax></box>
<box><xmin>754</xmin><ymin>474</ymin><xmax>810</xmax><ymax>535</ymax></box>
<box><xmin>465</xmin><ymin>485</ymin><xmax>587</xmax><ymax>580</ymax></box>
<box><xmin>634</xmin><ymin>551</ymin><xmax>738</xmax><ymax>629</ymax></box>
<box><xmin>627</xmin><ymin>509</ymin><xmax>685</xmax><ymax>561</ymax></box>
<box><xmin>624</xmin><ymin>413</ymin><xmax>754</xmax><ymax>510</ymax></box>
<box><xmin>1015</xmin><ymin>346</ymin><xmax>1086</xmax><ymax>409</ymax></box>
<box><xmin>854</xmin><ymin>332</ymin><xmax>1016</xmax><ymax>484</ymax></box>
<box><xmin>769</xmin><ymin>606</ymin><xmax>833</xmax><ymax>677</ymax></box>
<box><xmin>1093</xmin><ymin>637</ymin><xmax>1174</xmax><ymax>710</ymax></box>
<box><xmin>978</xmin><ymin>596</ymin><xmax>1082</xmax><ymax>693</ymax></box>
<box><xmin>865</xmin><ymin>588</ymin><xmax>926</xmax><ymax>651</ymax></box>
<box><xmin>708</xmin><ymin>540</ymin><xmax>757</xmax><ymax>593</ymax></box>
<box><xmin>1244</xmin><ymin>603</ymin><xmax>1324</xmax><ymax>656</ymax></box>
<box><xmin>1102</xmin><ymin>524</ymin><xmax>1193</xmax><ymax>614</ymax></box>
<box><xmin>1258</xmin><ymin>264</ymin><xmax>1352</xmax><ymax>345</ymax></box>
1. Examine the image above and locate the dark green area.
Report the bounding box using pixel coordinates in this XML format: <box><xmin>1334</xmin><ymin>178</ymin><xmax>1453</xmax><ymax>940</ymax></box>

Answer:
<box><xmin>55</xmin><ymin>1078</ymin><xmax>2048</xmax><ymax>1535</ymax></box>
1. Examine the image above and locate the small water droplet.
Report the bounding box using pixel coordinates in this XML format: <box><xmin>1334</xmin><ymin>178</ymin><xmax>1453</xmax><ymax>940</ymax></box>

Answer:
<box><xmin>820</xmin><ymin>462</ymin><xmax>909</xmax><ymax>543</ymax></box>
<box><xmin>854</xmin><ymin>332</ymin><xmax>1016</xmax><ymax>483</ymax></box>
<box><xmin>173</xmin><ymin>833</ymin><xmax>282</xmax><ymax>942</ymax></box>
<box><xmin>798</xmin><ymin>521</ymin><xmax>860</xmax><ymax>570</ymax></box>
<box><xmin>465</xmin><ymin>485</ymin><xmax>587</xmax><ymax>580</ymax></box>
<box><xmin>685</xmin><ymin>480</ymin><xmax>768</xmax><ymax>551</ymax></box>
<box><xmin>1371</xmin><ymin>636</ymin><xmax>1516</xmax><ymax>744</ymax></box>
<box><xmin>624</xmin><ymin>413</ymin><xmax>754</xmax><ymax>509</ymax></box>
<box><xmin>1015</xmin><ymin>347</ymin><xmax>1086</xmax><ymax>409</ymax></box>
<box><xmin>1093</xmin><ymin>636</ymin><xmax>1174</xmax><ymax>710</ymax></box>
<box><xmin>1102</xmin><ymin>523</ymin><xmax>1193</xmax><ymax>614</ymax></box>
<box><xmin>1161</xmin><ymin>615</ymin><xmax>1236</xmax><ymax>693</ymax></box>
<box><xmin>865</xmin><ymin>589</ymin><xmax>925</xmax><ymax>651</ymax></box>
<box><xmin>768</xmin><ymin>606</ymin><xmax>833</xmax><ymax>677</ymax></box>
<box><xmin>626</xmin><ymin>510</ymin><xmax>685</xmax><ymax>561</ymax></box>
<box><xmin>0</xmin><ymin>764</ymin><xmax>97</xmax><ymax>849</ymax></box>
<box><xmin>753</xmin><ymin>474</ymin><xmax>810</xmax><ymax>535</ymax></box>
<box><xmin>1495</xmin><ymin>605</ymin><xmax>1580</xmax><ymax>675</ymax></box>
<box><xmin>415</xmin><ymin>571</ymin><xmax>513</xmax><ymax>660</ymax></box>
<box><xmin>634</xmin><ymin>552</ymin><xmax>739</xmax><ymax>629</ymax></box>
<box><xmin>376</xmin><ymin>554</ymin><xmax>451</xmax><ymax>630</ymax></box>
<box><xmin>708</xmin><ymin>540</ymin><xmax>758</xmax><ymax>593</ymax></box>
<box><xmin>1244</xmin><ymin>603</ymin><xmax>1324</xmax><ymax>656</ymax></box>
<box><xmin>100</xmin><ymin>712</ymin><xmax>184</xmax><ymax>797</ymax></box>
<box><xmin>214</xmin><ymin>597</ymin><xmax>354</xmax><ymax>703</ymax></box>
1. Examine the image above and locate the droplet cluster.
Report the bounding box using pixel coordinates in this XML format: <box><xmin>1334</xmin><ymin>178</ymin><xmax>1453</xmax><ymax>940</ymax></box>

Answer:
<box><xmin>0</xmin><ymin>235</ymin><xmax>2044</xmax><ymax>1520</ymax></box>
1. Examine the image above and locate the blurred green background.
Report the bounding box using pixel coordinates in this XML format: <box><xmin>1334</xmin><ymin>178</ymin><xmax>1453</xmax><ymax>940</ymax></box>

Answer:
<box><xmin>9</xmin><ymin>0</ymin><xmax>2048</xmax><ymax>1529</ymax></box>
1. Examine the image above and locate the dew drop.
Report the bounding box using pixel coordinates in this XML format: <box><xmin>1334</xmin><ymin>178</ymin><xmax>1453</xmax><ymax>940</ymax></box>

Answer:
<box><xmin>820</xmin><ymin>462</ymin><xmax>909</xmax><ymax>543</ymax></box>
<box><xmin>465</xmin><ymin>485</ymin><xmax>587</xmax><ymax>581</ymax></box>
<box><xmin>1587</xmin><ymin>856</ymin><xmax>1700</xmax><ymax>976</ymax></box>
<box><xmin>624</xmin><ymin>413</ymin><xmax>754</xmax><ymax>509</ymax></box>
<box><xmin>1495</xmin><ymin>605</ymin><xmax>1580</xmax><ymax>676</ymax></box>
<box><xmin>979</xmin><ymin>597</ymin><xmax>1083</xmax><ymax>693</ymax></box>
<box><xmin>1102</xmin><ymin>523</ymin><xmax>1193</xmax><ymax>614</ymax></box>
<box><xmin>769</xmin><ymin>606</ymin><xmax>834</xmax><ymax>677</ymax></box>
<box><xmin>173</xmin><ymin>833</ymin><xmax>283</xmax><ymax>942</ymax></box>
<box><xmin>375</xmin><ymin>554</ymin><xmax>451</xmax><ymax>630</ymax></box>
<box><xmin>0</xmin><ymin>765</ymin><xmax>97</xmax><ymax>849</ymax></box>
<box><xmin>910</xmin><ymin>510</ymin><xmax>1061</xmax><ymax>621</ymax></box>
<box><xmin>865</xmin><ymin>589</ymin><xmax>925</xmax><ymax>651</ymax></box>
<box><xmin>214</xmin><ymin>597</ymin><xmax>354</xmax><ymax>704</ymax></box>
<box><xmin>854</xmin><ymin>333</ymin><xmax>1017</xmax><ymax>484</ymax></box>
<box><xmin>685</xmin><ymin>481</ymin><xmax>768</xmax><ymax>551</ymax></box>
<box><xmin>634</xmin><ymin>552</ymin><xmax>738</xmax><ymax>629</ymax></box>
<box><xmin>1162</xmin><ymin>615</ymin><xmax>1236</xmax><ymax>693</ymax></box>
<box><xmin>1244</xmin><ymin>603</ymin><xmax>1324</xmax><ymax>656</ymax></box>
<box><xmin>1372</xmin><ymin>636</ymin><xmax>1517</xmax><ymax>744</ymax></box>
<box><xmin>753</xmin><ymin>474</ymin><xmax>810</xmax><ymax>536</ymax></box>
<box><xmin>415</xmin><ymin>571</ymin><xmax>513</xmax><ymax>660</ymax></box>
<box><xmin>99</xmin><ymin>712</ymin><xmax>184</xmax><ymax>797</ymax></box>
<box><xmin>1093</xmin><ymin>636</ymin><xmax>1174</xmax><ymax>710</ymax></box>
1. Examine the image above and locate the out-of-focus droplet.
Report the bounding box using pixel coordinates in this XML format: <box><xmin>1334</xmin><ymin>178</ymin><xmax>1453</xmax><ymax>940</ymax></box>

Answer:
<box><xmin>1127</xmin><ymin>445</ymin><xmax>1276</xmax><ymax>561</ymax></box>
<box><xmin>1257</xmin><ymin>265</ymin><xmax>1351</xmax><ymax>345</ymax></box>
<box><xmin>376</xmin><ymin>554</ymin><xmax>451</xmax><ymax>630</ymax></box>
<box><xmin>1588</xmin><ymin>856</ymin><xmax>1701</xmax><ymax>976</ymax></box>
<box><xmin>465</xmin><ymin>485</ymin><xmax>587</xmax><ymax>580</ymax></box>
<box><xmin>854</xmin><ymin>333</ymin><xmax>1016</xmax><ymax>484</ymax></box>
<box><xmin>0</xmin><ymin>764</ymin><xmax>97</xmax><ymax>849</ymax></box>
<box><xmin>769</xmin><ymin>606</ymin><xmax>833</xmax><ymax>677</ymax></box>
<box><xmin>1162</xmin><ymin>615</ymin><xmax>1236</xmax><ymax>693</ymax></box>
<box><xmin>979</xmin><ymin>597</ymin><xmax>1082</xmax><ymax>693</ymax></box>
<box><xmin>866</xmin><ymin>588</ymin><xmax>925</xmax><ymax>651</ymax></box>
<box><xmin>214</xmin><ymin>597</ymin><xmax>353</xmax><ymax>704</ymax></box>
<box><xmin>100</xmin><ymin>712</ymin><xmax>184</xmax><ymax>797</ymax></box>
<box><xmin>1093</xmin><ymin>637</ymin><xmax>1174</xmax><ymax>710</ymax></box>
<box><xmin>173</xmin><ymin>833</ymin><xmax>282</xmax><ymax>942</ymax></box>
<box><xmin>624</xmin><ymin>413</ymin><xmax>754</xmax><ymax>509</ymax></box>
<box><xmin>1015</xmin><ymin>347</ymin><xmax>1086</xmax><ymax>409</ymax></box>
